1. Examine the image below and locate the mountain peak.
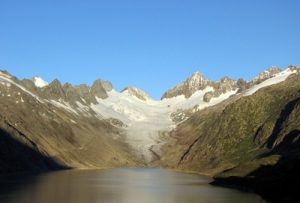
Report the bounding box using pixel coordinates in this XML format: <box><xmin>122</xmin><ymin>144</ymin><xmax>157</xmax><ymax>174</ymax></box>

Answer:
<box><xmin>189</xmin><ymin>71</ymin><xmax>205</xmax><ymax>80</ymax></box>
<box><xmin>121</xmin><ymin>86</ymin><xmax>150</xmax><ymax>101</ymax></box>
<box><xmin>92</xmin><ymin>79</ymin><xmax>113</xmax><ymax>92</ymax></box>
<box><xmin>32</xmin><ymin>77</ymin><xmax>48</xmax><ymax>88</ymax></box>
<box><xmin>191</xmin><ymin>71</ymin><xmax>203</xmax><ymax>78</ymax></box>
<box><xmin>90</xmin><ymin>80</ymin><xmax>110</xmax><ymax>99</ymax></box>
<box><xmin>161</xmin><ymin>70</ymin><xmax>208</xmax><ymax>99</ymax></box>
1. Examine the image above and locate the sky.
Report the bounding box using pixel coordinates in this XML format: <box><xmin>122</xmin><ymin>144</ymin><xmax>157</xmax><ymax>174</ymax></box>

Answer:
<box><xmin>0</xmin><ymin>0</ymin><xmax>299</xmax><ymax>99</ymax></box>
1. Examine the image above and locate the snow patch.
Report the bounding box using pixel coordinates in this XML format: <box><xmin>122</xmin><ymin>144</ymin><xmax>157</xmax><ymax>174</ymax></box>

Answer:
<box><xmin>49</xmin><ymin>100</ymin><xmax>78</xmax><ymax>115</ymax></box>
<box><xmin>32</xmin><ymin>77</ymin><xmax>48</xmax><ymax>88</ymax></box>
<box><xmin>70</xmin><ymin>119</ymin><xmax>77</xmax><ymax>124</ymax></box>
<box><xmin>245</xmin><ymin>68</ymin><xmax>296</xmax><ymax>96</ymax></box>
<box><xmin>76</xmin><ymin>101</ymin><xmax>91</xmax><ymax>116</ymax></box>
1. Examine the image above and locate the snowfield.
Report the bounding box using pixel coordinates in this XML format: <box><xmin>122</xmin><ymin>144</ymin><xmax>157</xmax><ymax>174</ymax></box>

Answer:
<box><xmin>91</xmin><ymin>87</ymin><xmax>237</xmax><ymax>162</ymax></box>
<box><xmin>244</xmin><ymin>68</ymin><xmax>297</xmax><ymax>96</ymax></box>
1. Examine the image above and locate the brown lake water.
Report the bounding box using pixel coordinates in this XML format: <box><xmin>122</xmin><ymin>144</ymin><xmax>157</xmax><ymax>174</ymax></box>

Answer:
<box><xmin>0</xmin><ymin>168</ymin><xmax>265</xmax><ymax>203</ymax></box>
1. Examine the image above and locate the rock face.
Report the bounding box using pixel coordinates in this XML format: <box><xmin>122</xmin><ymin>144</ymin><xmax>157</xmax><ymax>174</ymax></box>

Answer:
<box><xmin>90</xmin><ymin>80</ymin><xmax>109</xmax><ymax>99</ymax></box>
<box><xmin>203</xmin><ymin>91</ymin><xmax>214</xmax><ymax>102</ymax></box>
<box><xmin>121</xmin><ymin>86</ymin><xmax>150</xmax><ymax>101</ymax></box>
<box><xmin>63</xmin><ymin>83</ymin><xmax>83</xmax><ymax>105</ymax></box>
<box><xmin>98</xmin><ymin>80</ymin><xmax>113</xmax><ymax>92</ymax></box>
<box><xmin>162</xmin><ymin>71</ymin><xmax>208</xmax><ymax>99</ymax></box>
<box><xmin>161</xmin><ymin>71</ymin><xmax>239</xmax><ymax>101</ymax></box>
<box><xmin>74</xmin><ymin>84</ymin><xmax>97</xmax><ymax>104</ymax></box>
<box><xmin>42</xmin><ymin>79</ymin><xmax>66</xmax><ymax>100</ymax></box>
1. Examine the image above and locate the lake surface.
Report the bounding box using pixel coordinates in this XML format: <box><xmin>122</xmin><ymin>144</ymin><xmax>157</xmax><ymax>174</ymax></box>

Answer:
<box><xmin>0</xmin><ymin>168</ymin><xmax>265</xmax><ymax>203</ymax></box>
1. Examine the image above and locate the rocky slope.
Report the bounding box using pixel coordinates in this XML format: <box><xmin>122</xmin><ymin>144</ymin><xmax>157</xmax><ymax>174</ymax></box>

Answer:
<box><xmin>161</xmin><ymin>66</ymin><xmax>292</xmax><ymax>102</ymax></box>
<box><xmin>0</xmin><ymin>71</ymin><xmax>140</xmax><ymax>173</ymax></box>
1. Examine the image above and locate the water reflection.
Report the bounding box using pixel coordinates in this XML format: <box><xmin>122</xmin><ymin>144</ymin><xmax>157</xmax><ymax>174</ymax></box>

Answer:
<box><xmin>0</xmin><ymin>168</ymin><xmax>265</xmax><ymax>203</ymax></box>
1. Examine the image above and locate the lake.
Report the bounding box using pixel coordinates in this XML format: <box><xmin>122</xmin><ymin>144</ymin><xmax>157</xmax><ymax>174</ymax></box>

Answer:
<box><xmin>0</xmin><ymin>168</ymin><xmax>265</xmax><ymax>203</ymax></box>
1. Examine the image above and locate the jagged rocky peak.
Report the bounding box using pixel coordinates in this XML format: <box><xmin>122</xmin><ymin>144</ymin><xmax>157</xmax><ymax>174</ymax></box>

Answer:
<box><xmin>217</xmin><ymin>76</ymin><xmax>237</xmax><ymax>90</ymax></box>
<box><xmin>253</xmin><ymin>66</ymin><xmax>281</xmax><ymax>83</ymax></box>
<box><xmin>98</xmin><ymin>80</ymin><xmax>113</xmax><ymax>92</ymax></box>
<box><xmin>208</xmin><ymin>76</ymin><xmax>238</xmax><ymax>99</ymax></box>
<box><xmin>161</xmin><ymin>71</ymin><xmax>208</xmax><ymax>99</ymax></box>
<box><xmin>187</xmin><ymin>71</ymin><xmax>207</xmax><ymax>91</ymax></box>
<box><xmin>90</xmin><ymin>79</ymin><xmax>111</xmax><ymax>99</ymax></box>
<box><xmin>161</xmin><ymin>69</ymin><xmax>241</xmax><ymax>102</ymax></box>
<box><xmin>32</xmin><ymin>77</ymin><xmax>48</xmax><ymax>88</ymax></box>
<box><xmin>121</xmin><ymin>86</ymin><xmax>150</xmax><ymax>101</ymax></box>
<box><xmin>236</xmin><ymin>78</ymin><xmax>250</xmax><ymax>92</ymax></box>
<box><xmin>73</xmin><ymin>84</ymin><xmax>97</xmax><ymax>105</ymax></box>
<box><xmin>62</xmin><ymin>83</ymin><xmax>83</xmax><ymax>104</ymax></box>
<box><xmin>42</xmin><ymin>79</ymin><xmax>66</xmax><ymax>100</ymax></box>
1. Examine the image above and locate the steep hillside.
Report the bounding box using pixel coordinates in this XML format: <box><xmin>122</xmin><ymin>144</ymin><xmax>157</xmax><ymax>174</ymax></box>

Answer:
<box><xmin>159</xmin><ymin>73</ymin><xmax>300</xmax><ymax>173</ymax></box>
<box><xmin>158</xmin><ymin>73</ymin><xmax>300</xmax><ymax>201</ymax></box>
<box><xmin>0</xmin><ymin>71</ymin><xmax>139</xmax><ymax>173</ymax></box>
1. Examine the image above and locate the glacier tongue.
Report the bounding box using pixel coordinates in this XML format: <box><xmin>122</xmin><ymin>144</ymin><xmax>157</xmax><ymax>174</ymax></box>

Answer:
<box><xmin>91</xmin><ymin>87</ymin><xmax>236</xmax><ymax>162</ymax></box>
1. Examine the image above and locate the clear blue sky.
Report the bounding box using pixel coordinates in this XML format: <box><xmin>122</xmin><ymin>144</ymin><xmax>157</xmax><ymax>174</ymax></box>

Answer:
<box><xmin>0</xmin><ymin>0</ymin><xmax>299</xmax><ymax>99</ymax></box>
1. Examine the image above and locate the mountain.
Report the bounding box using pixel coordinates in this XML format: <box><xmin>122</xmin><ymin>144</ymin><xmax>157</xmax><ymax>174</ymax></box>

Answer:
<box><xmin>161</xmin><ymin>71</ymin><xmax>243</xmax><ymax>102</ymax></box>
<box><xmin>121</xmin><ymin>86</ymin><xmax>150</xmax><ymax>101</ymax></box>
<box><xmin>157</xmin><ymin>66</ymin><xmax>300</xmax><ymax>201</ymax></box>
<box><xmin>0</xmin><ymin>71</ymin><xmax>140</xmax><ymax>173</ymax></box>
<box><xmin>252</xmin><ymin>66</ymin><xmax>281</xmax><ymax>83</ymax></box>
<box><xmin>1</xmin><ymin>66</ymin><xmax>300</xmax><ymax>201</ymax></box>
<box><xmin>161</xmin><ymin>71</ymin><xmax>209</xmax><ymax>99</ymax></box>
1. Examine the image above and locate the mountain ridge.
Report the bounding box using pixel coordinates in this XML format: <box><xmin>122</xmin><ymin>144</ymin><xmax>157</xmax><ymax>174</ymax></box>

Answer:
<box><xmin>13</xmin><ymin>65</ymin><xmax>299</xmax><ymax>102</ymax></box>
<box><xmin>0</xmin><ymin>65</ymin><xmax>299</xmax><ymax>172</ymax></box>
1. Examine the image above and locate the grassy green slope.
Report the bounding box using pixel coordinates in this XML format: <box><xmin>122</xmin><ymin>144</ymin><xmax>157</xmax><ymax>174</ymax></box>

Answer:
<box><xmin>160</xmin><ymin>74</ymin><xmax>300</xmax><ymax>177</ymax></box>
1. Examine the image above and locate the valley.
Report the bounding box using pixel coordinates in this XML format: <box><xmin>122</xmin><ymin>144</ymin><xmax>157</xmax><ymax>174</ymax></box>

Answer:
<box><xmin>0</xmin><ymin>66</ymin><xmax>300</xmax><ymax>202</ymax></box>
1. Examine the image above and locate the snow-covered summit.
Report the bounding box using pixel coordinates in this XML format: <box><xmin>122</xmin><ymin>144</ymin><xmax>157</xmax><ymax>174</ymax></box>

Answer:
<box><xmin>121</xmin><ymin>86</ymin><xmax>150</xmax><ymax>101</ymax></box>
<box><xmin>32</xmin><ymin>77</ymin><xmax>48</xmax><ymax>88</ymax></box>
